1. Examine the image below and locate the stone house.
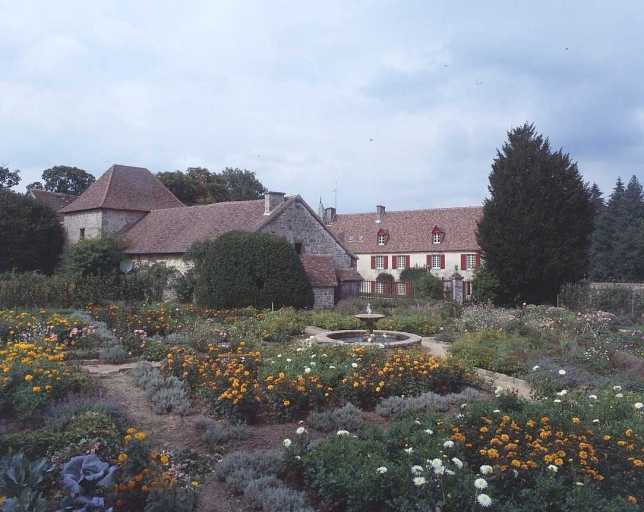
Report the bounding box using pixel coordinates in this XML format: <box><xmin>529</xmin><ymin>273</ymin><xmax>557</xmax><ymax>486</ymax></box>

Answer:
<box><xmin>58</xmin><ymin>164</ymin><xmax>360</xmax><ymax>308</ymax></box>
<box><xmin>325</xmin><ymin>204</ymin><xmax>482</xmax><ymax>299</ymax></box>
<box><xmin>28</xmin><ymin>189</ymin><xmax>77</xmax><ymax>222</ymax></box>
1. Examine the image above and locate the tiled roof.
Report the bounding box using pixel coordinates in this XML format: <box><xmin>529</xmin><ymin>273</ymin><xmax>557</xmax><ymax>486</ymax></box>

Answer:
<box><xmin>336</xmin><ymin>267</ymin><xmax>362</xmax><ymax>282</ymax></box>
<box><xmin>300</xmin><ymin>255</ymin><xmax>338</xmax><ymax>287</ymax></box>
<box><xmin>60</xmin><ymin>164</ymin><xmax>184</xmax><ymax>213</ymax></box>
<box><xmin>29</xmin><ymin>190</ymin><xmax>77</xmax><ymax>211</ymax></box>
<box><xmin>122</xmin><ymin>200</ymin><xmax>267</xmax><ymax>254</ymax></box>
<box><xmin>328</xmin><ymin>206</ymin><xmax>483</xmax><ymax>253</ymax></box>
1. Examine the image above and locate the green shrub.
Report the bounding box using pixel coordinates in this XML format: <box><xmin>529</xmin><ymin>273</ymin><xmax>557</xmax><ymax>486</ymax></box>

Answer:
<box><xmin>99</xmin><ymin>345</ymin><xmax>129</xmax><ymax>364</ymax></box>
<box><xmin>174</xmin><ymin>269</ymin><xmax>196</xmax><ymax>303</ymax></box>
<box><xmin>63</xmin><ymin>237</ymin><xmax>123</xmax><ymax>277</ymax></box>
<box><xmin>307</xmin><ymin>403</ymin><xmax>364</xmax><ymax>432</ymax></box>
<box><xmin>308</xmin><ymin>310</ymin><xmax>360</xmax><ymax>330</ymax></box>
<box><xmin>399</xmin><ymin>268</ymin><xmax>444</xmax><ymax>300</ymax></box>
<box><xmin>259</xmin><ymin>308</ymin><xmax>307</xmax><ymax>343</ymax></box>
<box><xmin>377</xmin><ymin>312</ymin><xmax>439</xmax><ymax>335</ymax></box>
<box><xmin>472</xmin><ymin>265</ymin><xmax>500</xmax><ymax>304</ymax></box>
<box><xmin>450</xmin><ymin>330</ymin><xmax>529</xmax><ymax>374</ymax></box>
<box><xmin>188</xmin><ymin>231</ymin><xmax>314</xmax><ymax>309</ymax></box>
<box><xmin>136</xmin><ymin>262</ymin><xmax>177</xmax><ymax>302</ymax></box>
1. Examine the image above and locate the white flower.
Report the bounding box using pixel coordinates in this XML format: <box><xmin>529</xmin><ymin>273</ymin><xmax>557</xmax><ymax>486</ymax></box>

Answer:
<box><xmin>474</xmin><ymin>478</ymin><xmax>488</xmax><ymax>490</ymax></box>
<box><xmin>296</xmin><ymin>348</ymin><xmax>302</xmax><ymax>352</ymax></box>
<box><xmin>433</xmin><ymin>465</ymin><xmax>446</xmax><ymax>475</ymax></box>
<box><xmin>277</xmin><ymin>354</ymin><xmax>282</xmax><ymax>358</ymax></box>
<box><xmin>547</xmin><ymin>464</ymin><xmax>558</xmax><ymax>473</ymax></box>
<box><xmin>310</xmin><ymin>361</ymin><xmax>316</xmax><ymax>366</ymax></box>
<box><xmin>351</xmin><ymin>362</ymin><xmax>358</xmax><ymax>368</ymax></box>
<box><xmin>556</xmin><ymin>390</ymin><xmax>568</xmax><ymax>396</ymax></box>
<box><xmin>592</xmin><ymin>419</ymin><xmax>599</xmax><ymax>424</ymax></box>
<box><xmin>460</xmin><ymin>403</ymin><xmax>468</xmax><ymax>409</ymax></box>
<box><xmin>553</xmin><ymin>399</ymin><xmax>562</xmax><ymax>403</ymax></box>
<box><xmin>616</xmin><ymin>393</ymin><xmax>624</xmax><ymax>398</ymax></box>
<box><xmin>329</xmin><ymin>365</ymin><xmax>336</xmax><ymax>369</ymax></box>
<box><xmin>413</xmin><ymin>476</ymin><xmax>426</xmax><ymax>487</ymax></box>
<box><xmin>430</xmin><ymin>458</ymin><xmax>443</xmax><ymax>469</ymax></box>
<box><xmin>451</xmin><ymin>457</ymin><xmax>463</xmax><ymax>469</ymax></box>
<box><xmin>576</xmin><ymin>482</ymin><xmax>584</xmax><ymax>486</ymax></box>
<box><xmin>588</xmin><ymin>394</ymin><xmax>598</xmax><ymax>400</ymax></box>
<box><xmin>443</xmin><ymin>440</ymin><xmax>455</xmax><ymax>449</ymax></box>
<box><xmin>336</xmin><ymin>430</ymin><xmax>350</xmax><ymax>437</ymax></box>
<box><xmin>321</xmin><ymin>353</ymin><xmax>327</xmax><ymax>358</ymax></box>
<box><xmin>480</xmin><ymin>465</ymin><xmax>493</xmax><ymax>475</ymax></box>
<box><xmin>304</xmin><ymin>367</ymin><xmax>311</xmax><ymax>374</ymax></box>
<box><xmin>613</xmin><ymin>385</ymin><xmax>622</xmax><ymax>391</ymax></box>
<box><xmin>445</xmin><ymin>469</ymin><xmax>455</xmax><ymax>476</ymax></box>
<box><xmin>414</xmin><ymin>420</ymin><xmax>422</xmax><ymax>425</ymax></box>
<box><xmin>376</xmin><ymin>466</ymin><xmax>387</xmax><ymax>474</ymax></box>
<box><xmin>403</xmin><ymin>447</ymin><xmax>414</xmax><ymax>454</ymax></box>
<box><xmin>296</xmin><ymin>427</ymin><xmax>306</xmax><ymax>435</ymax></box>
<box><xmin>411</xmin><ymin>465</ymin><xmax>424</xmax><ymax>475</ymax></box>
<box><xmin>477</xmin><ymin>494</ymin><xmax>492</xmax><ymax>507</ymax></box>
<box><xmin>635</xmin><ymin>402</ymin><xmax>643</xmax><ymax>410</ymax></box>
<box><xmin>283</xmin><ymin>438</ymin><xmax>292</xmax><ymax>448</ymax></box>
<box><xmin>558</xmin><ymin>369</ymin><xmax>566</xmax><ymax>375</ymax></box>
<box><xmin>424</xmin><ymin>429</ymin><xmax>434</xmax><ymax>435</ymax></box>
<box><xmin>532</xmin><ymin>365</ymin><xmax>540</xmax><ymax>371</ymax></box>
<box><xmin>286</xmin><ymin>358</ymin><xmax>292</xmax><ymax>362</ymax></box>
<box><xmin>492</xmin><ymin>409</ymin><xmax>501</xmax><ymax>414</ymax></box>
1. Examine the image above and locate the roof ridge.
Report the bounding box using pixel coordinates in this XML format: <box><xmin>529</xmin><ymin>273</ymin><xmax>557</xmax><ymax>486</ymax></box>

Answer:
<box><xmin>336</xmin><ymin>205</ymin><xmax>482</xmax><ymax>216</ymax></box>
<box><xmin>149</xmin><ymin>198</ymin><xmax>264</xmax><ymax>213</ymax></box>
<box><xmin>99</xmin><ymin>166</ymin><xmax>115</xmax><ymax>208</ymax></box>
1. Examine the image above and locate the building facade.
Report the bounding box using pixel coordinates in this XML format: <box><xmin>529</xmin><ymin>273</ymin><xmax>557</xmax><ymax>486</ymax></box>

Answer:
<box><xmin>58</xmin><ymin>165</ymin><xmax>360</xmax><ymax>308</ymax></box>
<box><xmin>325</xmin><ymin>204</ymin><xmax>483</xmax><ymax>298</ymax></box>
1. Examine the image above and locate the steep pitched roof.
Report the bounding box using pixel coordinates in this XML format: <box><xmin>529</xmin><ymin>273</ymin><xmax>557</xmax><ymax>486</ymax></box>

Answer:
<box><xmin>300</xmin><ymin>255</ymin><xmax>338</xmax><ymax>287</ymax></box>
<box><xmin>60</xmin><ymin>164</ymin><xmax>184</xmax><ymax>213</ymax></box>
<box><xmin>328</xmin><ymin>206</ymin><xmax>483</xmax><ymax>253</ymax></box>
<box><xmin>29</xmin><ymin>190</ymin><xmax>77</xmax><ymax>211</ymax></box>
<box><xmin>122</xmin><ymin>199</ymin><xmax>266</xmax><ymax>254</ymax></box>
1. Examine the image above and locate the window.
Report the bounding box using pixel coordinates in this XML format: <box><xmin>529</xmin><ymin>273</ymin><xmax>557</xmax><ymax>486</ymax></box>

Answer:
<box><xmin>432</xmin><ymin>232</ymin><xmax>441</xmax><ymax>244</ymax></box>
<box><xmin>466</xmin><ymin>254</ymin><xmax>476</xmax><ymax>270</ymax></box>
<box><xmin>375</xmin><ymin>255</ymin><xmax>385</xmax><ymax>270</ymax></box>
<box><xmin>465</xmin><ymin>281</ymin><xmax>472</xmax><ymax>296</ymax></box>
<box><xmin>397</xmin><ymin>255</ymin><xmax>407</xmax><ymax>268</ymax></box>
<box><xmin>294</xmin><ymin>242</ymin><xmax>303</xmax><ymax>255</ymax></box>
<box><xmin>431</xmin><ymin>254</ymin><xmax>441</xmax><ymax>269</ymax></box>
<box><xmin>377</xmin><ymin>234</ymin><xmax>386</xmax><ymax>245</ymax></box>
<box><xmin>375</xmin><ymin>281</ymin><xmax>385</xmax><ymax>294</ymax></box>
<box><xmin>397</xmin><ymin>282</ymin><xmax>407</xmax><ymax>296</ymax></box>
<box><xmin>79</xmin><ymin>228</ymin><xmax>85</xmax><ymax>240</ymax></box>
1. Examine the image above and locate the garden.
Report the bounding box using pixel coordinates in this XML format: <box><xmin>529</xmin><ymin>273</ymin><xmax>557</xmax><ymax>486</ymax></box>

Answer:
<box><xmin>0</xmin><ymin>294</ymin><xmax>642</xmax><ymax>511</ymax></box>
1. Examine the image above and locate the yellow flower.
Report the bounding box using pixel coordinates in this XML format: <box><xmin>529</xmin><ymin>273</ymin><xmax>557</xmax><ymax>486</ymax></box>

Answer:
<box><xmin>118</xmin><ymin>453</ymin><xmax>128</xmax><ymax>463</ymax></box>
<box><xmin>32</xmin><ymin>386</ymin><xmax>41</xmax><ymax>393</ymax></box>
<box><xmin>24</xmin><ymin>374</ymin><xmax>33</xmax><ymax>382</ymax></box>
<box><xmin>160</xmin><ymin>454</ymin><xmax>169</xmax><ymax>465</ymax></box>
<box><xmin>135</xmin><ymin>432</ymin><xmax>146</xmax><ymax>441</ymax></box>
<box><xmin>192</xmin><ymin>481</ymin><xmax>200</xmax><ymax>487</ymax></box>
<box><xmin>283</xmin><ymin>400</ymin><xmax>290</xmax><ymax>407</ymax></box>
<box><xmin>127</xmin><ymin>427</ymin><xmax>137</xmax><ymax>434</ymax></box>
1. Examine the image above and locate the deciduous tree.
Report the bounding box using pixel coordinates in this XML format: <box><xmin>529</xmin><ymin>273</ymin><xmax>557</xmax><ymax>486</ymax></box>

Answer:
<box><xmin>42</xmin><ymin>165</ymin><xmax>95</xmax><ymax>195</ymax></box>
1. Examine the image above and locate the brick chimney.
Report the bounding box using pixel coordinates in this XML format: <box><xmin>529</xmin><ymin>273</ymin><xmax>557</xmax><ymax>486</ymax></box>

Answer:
<box><xmin>264</xmin><ymin>191</ymin><xmax>285</xmax><ymax>215</ymax></box>
<box><xmin>324</xmin><ymin>207</ymin><xmax>337</xmax><ymax>224</ymax></box>
<box><xmin>376</xmin><ymin>204</ymin><xmax>385</xmax><ymax>223</ymax></box>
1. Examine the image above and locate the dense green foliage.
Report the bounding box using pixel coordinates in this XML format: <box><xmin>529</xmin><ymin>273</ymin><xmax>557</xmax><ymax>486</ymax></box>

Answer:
<box><xmin>0</xmin><ymin>165</ymin><xmax>21</xmax><ymax>189</ymax></box>
<box><xmin>471</xmin><ymin>265</ymin><xmax>500</xmax><ymax>304</ymax></box>
<box><xmin>37</xmin><ymin>165</ymin><xmax>96</xmax><ymax>195</ymax></box>
<box><xmin>477</xmin><ymin>124</ymin><xmax>594</xmax><ymax>305</ymax></box>
<box><xmin>62</xmin><ymin>238</ymin><xmax>123</xmax><ymax>277</ymax></box>
<box><xmin>399</xmin><ymin>268</ymin><xmax>444</xmax><ymax>300</ymax></box>
<box><xmin>0</xmin><ymin>189</ymin><xmax>65</xmax><ymax>274</ymax></box>
<box><xmin>157</xmin><ymin>166</ymin><xmax>266</xmax><ymax>205</ymax></box>
<box><xmin>188</xmin><ymin>231</ymin><xmax>314</xmax><ymax>309</ymax></box>
<box><xmin>591</xmin><ymin>176</ymin><xmax>644</xmax><ymax>282</ymax></box>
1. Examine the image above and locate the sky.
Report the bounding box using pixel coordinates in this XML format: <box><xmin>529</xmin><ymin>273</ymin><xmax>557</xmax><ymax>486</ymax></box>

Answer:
<box><xmin>1</xmin><ymin>1</ymin><xmax>643</xmax><ymax>213</ymax></box>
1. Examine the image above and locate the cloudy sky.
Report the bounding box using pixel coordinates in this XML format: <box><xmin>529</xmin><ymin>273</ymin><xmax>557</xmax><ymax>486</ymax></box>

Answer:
<box><xmin>1</xmin><ymin>1</ymin><xmax>642</xmax><ymax>212</ymax></box>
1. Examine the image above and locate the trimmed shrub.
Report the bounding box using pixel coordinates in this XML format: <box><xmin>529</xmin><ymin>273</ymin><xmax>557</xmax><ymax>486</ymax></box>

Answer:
<box><xmin>63</xmin><ymin>237</ymin><xmax>123</xmax><ymax>277</ymax></box>
<box><xmin>188</xmin><ymin>231</ymin><xmax>314</xmax><ymax>309</ymax></box>
<box><xmin>400</xmin><ymin>268</ymin><xmax>444</xmax><ymax>300</ymax></box>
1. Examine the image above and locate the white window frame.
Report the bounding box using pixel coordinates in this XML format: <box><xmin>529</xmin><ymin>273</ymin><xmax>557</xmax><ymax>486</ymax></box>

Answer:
<box><xmin>397</xmin><ymin>282</ymin><xmax>407</xmax><ymax>296</ymax></box>
<box><xmin>465</xmin><ymin>254</ymin><xmax>476</xmax><ymax>270</ymax></box>
<box><xmin>432</xmin><ymin>232</ymin><xmax>441</xmax><ymax>244</ymax></box>
<box><xmin>375</xmin><ymin>255</ymin><xmax>385</xmax><ymax>270</ymax></box>
<box><xmin>397</xmin><ymin>255</ymin><xmax>407</xmax><ymax>269</ymax></box>
<box><xmin>377</xmin><ymin>234</ymin><xmax>386</xmax><ymax>246</ymax></box>
<box><xmin>431</xmin><ymin>254</ymin><xmax>441</xmax><ymax>270</ymax></box>
<box><xmin>375</xmin><ymin>281</ymin><xmax>385</xmax><ymax>294</ymax></box>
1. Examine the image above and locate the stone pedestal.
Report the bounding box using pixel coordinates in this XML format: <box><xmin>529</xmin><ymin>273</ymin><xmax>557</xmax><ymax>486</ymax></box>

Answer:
<box><xmin>451</xmin><ymin>272</ymin><xmax>464</xmax><ymax>305</ymax></box>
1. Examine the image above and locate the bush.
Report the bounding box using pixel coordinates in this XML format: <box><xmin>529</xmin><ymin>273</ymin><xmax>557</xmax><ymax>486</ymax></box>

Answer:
<box><xmin>399</xmin><ymin>268</ymin><xmax>444</xmax><ymax>300</ymax></box>
<box><xmin>174</xmin><ymin>269</ymin><xmax>196</xmax><ymax>303</ymax></box>
<box><xmin>63</xmin><ymin>237</ymin><xmax>123</xmax><ymax>277</ymax></box>
<box><xmin>472</xmin><ymin>266</ymin><xmax>500</xmax><ymax>304</ymax></box>
<box><xmin>375</xmin><ymin>387</ymin><xmax>484</xmax><ymax>418</ymax></box>
<box><xmin>258</xmin><ymin>308</ymin><xmax>307</xmax><ymax>343</ymax></box>
<box><xmin>307</xmin><ymin>310</ymin><xmax>360</xmax><ymax>330</ymax></box>
<box><xmin>136</xmin><ymin>262</ymin><xmax>177</xmax><ymax>302</ymax></box>
<box><xmin>377</xmin><ymin>312</ymin><xmax>439</xmax><ymax>335</ymax></box>
<box><xmin>99</xmin><ymin>344</ymin><xmax>129</xmax><ymax>364</ymax></box>
<box><xmin>133</xmin><ymin>363</ymin><xmax>191</xmax><ymax>415</ymax></box>
<box><xmin>0</xmin><ymin>189</ymin><xmax>65</xmax><ymax>274</ymax></box>
<box><xmin>307</xmin><ymin>403</ymin><xmax>364</xmax><ymax>432</ymax></box>
<box><xmin>188</xmin><ymin>231</ymin><xmax>314</xmax><ymax>309</ymax></box>
<box><xmin>202</xmin><ymin>421</ymin><xmax>250</xmax><ymax>448</ymax></box>
<box><xmin>450</xmin><ymin>330</ymin><xmax>531</xmax><ymax>374</ymax></box>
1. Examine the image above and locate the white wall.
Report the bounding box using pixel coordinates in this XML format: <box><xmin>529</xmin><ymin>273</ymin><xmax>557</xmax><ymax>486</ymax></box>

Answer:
<box><xmin>355</xmin><ymin>252</ymin><xmax>478</xmax><ymax>281</ymax></box>
<box><xmin>63</xmin><ymin>211</ymin><xmax>103</xmax><ymax>243</ymax></box>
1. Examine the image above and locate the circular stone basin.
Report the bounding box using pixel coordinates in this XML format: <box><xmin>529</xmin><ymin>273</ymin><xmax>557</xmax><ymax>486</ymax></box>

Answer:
<box><xmin>314</xmin><ymin>329</ymin><xmax>422</xmax><ymax>348</ymax></box>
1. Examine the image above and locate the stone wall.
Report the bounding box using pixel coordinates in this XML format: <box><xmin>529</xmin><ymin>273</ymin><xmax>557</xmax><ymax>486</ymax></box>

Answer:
<box><xmin>312</xmin><ymin>287</ymin><xmax>335</xmax><ymax>308</ymax></box>
<box><xmin>260</xmin><ymin>200</ymin><xmax>353</xmax><ymax>269</ymax></box>
<box><xmin>129</xmin><ymin>254</ymin><xmax>192</xmax><ymax>274</ymax></box>
<box><xmin>63</xmin><ymin>211</ymin><xmax>103</xmax><ymax>243</ymax></box>
<box><xmin>102</xmin><ymin>210</ymin><xmax>146</xmax><ymax>237</ymax></box>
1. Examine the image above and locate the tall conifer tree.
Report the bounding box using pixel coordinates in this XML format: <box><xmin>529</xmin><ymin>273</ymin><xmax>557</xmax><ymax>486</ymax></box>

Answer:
<box><xmin>477</xmin><ymin>123</ymin><xmax>593</xmax><ymax>305</ymax></box>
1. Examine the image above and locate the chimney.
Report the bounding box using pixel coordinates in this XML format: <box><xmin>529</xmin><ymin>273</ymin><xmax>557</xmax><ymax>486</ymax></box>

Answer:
<box><xmin>324</xmin><ymin>207</ymin><xmax>337</xmax><ymax>224</ymax></box>
<box><xmin>376</xmin><ymin>204</ymin><xmax>385</xmax><ymax>223</ymax></box>
<box><xmin>264</xmin><ymin>191</ymin><xmax>285</xmax><ymax>215</ymax></box>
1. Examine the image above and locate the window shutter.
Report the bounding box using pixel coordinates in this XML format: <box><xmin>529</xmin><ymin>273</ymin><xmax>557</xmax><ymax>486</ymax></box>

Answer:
<box><xmin>405</xmin><ymin>255</ymin><xmax>410</xmax><ymax>268</ymax></box>
<box><xmin>426</xmin><ymin>255</ymin><xmax>431</xmax><ymax>268</ymax></box>
<box><xmin>392</xmin><ymin>255</ymin><xmax>397</xmax><ymax>269</ymax></box>
<box><xmin>371</xmin><ymin>256</ymin><xmax>376</xmax><ymax>269</ymax></box>
<box><xmin>475</xmin><ymin>253</ymin><xmax>481</xmax><ymax>269</ymax></box>
<box><xmin>461</xmin><ymin>254</ymin><xmax>467</xmax><ymax>270</ymax></box>
<box><xmin>384</xmin><ymin>256</ymin><xmax>389</xmax><ymax>269</ymax></box>
<box><xmin>440</xmin><ymin>254</ymin><xmax>446</xmax><ymax>269</ymax></box>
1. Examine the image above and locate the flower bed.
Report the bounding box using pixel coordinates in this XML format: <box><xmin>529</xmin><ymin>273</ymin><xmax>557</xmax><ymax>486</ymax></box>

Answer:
<box><xmin>280</xmin><ymin>390</ymin><xmax>643</xmax><ymax>511</ymax></box>
<box><xmin>162</xmin><ymin>343</ymin><xmax>474</xmax><ymax>422</ymax></box>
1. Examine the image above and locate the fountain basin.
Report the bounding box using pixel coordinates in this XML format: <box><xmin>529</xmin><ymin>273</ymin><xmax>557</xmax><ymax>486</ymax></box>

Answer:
<box><xmin>314</xmin><ymin>329</ymin><xmax>422</xmax><ymax>348</ymax></box>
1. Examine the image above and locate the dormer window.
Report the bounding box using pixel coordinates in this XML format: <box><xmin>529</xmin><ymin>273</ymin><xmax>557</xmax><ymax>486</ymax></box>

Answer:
<box><xmin>377</xmin><ymin>228</ymin><xmax>389</xmax><ymax>246</ymax></box>
<box><xmin>431</xmin><ymin>225</ymin><xmax>443</xmax><ymax>244</ymax></box>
